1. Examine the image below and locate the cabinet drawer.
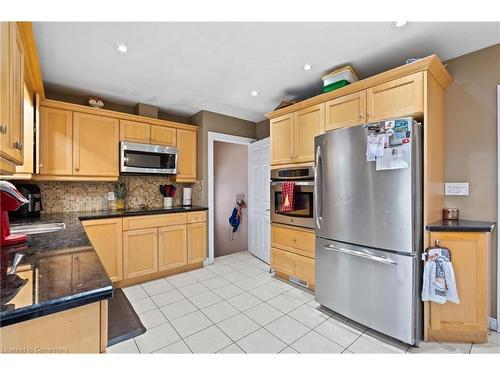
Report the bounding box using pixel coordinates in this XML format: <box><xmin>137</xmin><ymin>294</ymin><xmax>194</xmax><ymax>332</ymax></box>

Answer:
<box><xmin>187</xmin><ymin>211</ymin><xmax>207</xmax><ymax>223</ymax></box>
<box><xmin>123</xmin><ymin>213</ymin><xmax>187</xmax><ymax>231</ymax></box>
<box><xmin>271</xmin><ymin>247</ymin><xmax>315</xmax><ymax>288</ymax></box>
<box><xmin>271</xmin><ymin>224</ymin><xmax>315</xmax><ymax>258</ymax></box>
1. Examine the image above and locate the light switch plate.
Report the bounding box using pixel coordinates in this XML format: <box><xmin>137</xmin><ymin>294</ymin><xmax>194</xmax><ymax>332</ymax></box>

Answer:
<box><xmin>445</xmin><ymin>182</ymin><xmax>469</xmax><ymax>196</ymax></box>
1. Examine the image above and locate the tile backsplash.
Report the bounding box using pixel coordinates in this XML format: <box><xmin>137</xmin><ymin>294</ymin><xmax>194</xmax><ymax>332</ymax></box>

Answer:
<box><xmin>23</xmin><ymin>176</ymin><xmax>203</xmax><ymax>213</ymax></box>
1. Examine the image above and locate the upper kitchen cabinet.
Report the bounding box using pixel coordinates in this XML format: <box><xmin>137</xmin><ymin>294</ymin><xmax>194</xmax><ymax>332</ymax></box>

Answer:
<box><xmin>366</xmin><ymin>72</ymin><xmax>424</xmax><ymax>122</ymax></box>
<box><xmin>151</xmin><ymin>125</ymin><xmax>176</xmax><ymax>146</ymax></box>
<box><xmin>39</xmin><ymin>106</ymin><xmax>73</xmax><ymax>175</ymax></box>
<box><xmin>73</xmin><ymin>112</ymin><xmax>119</xmax><ymax>177</ymax></box>
<box><xmin>270</xmin><ymin>113</ymin><xmax>294</xmax><ymax>165</ymax></box>
<box><xmin>325</xmin><ymin>91</ymin><xmax>366</xmax><ymax>130</ymax></box>
<box><xmin>120</xmin><ymin>119</ymin><xmax>150</xmax><ymax>143</ymax></box>
<box><xmin>0</xmin><ymin>22</ymin><xmax>24</xmax><ymax>166</ymax></box>
<box><xmin>176</xmin><ymin>128</ymin><xmax>197</xmax><ymax>182</ymax></box>
<box><xmin>294</xmin><ymin>104</ymin><xmax>325</xmax><ymax>163</ymax></box>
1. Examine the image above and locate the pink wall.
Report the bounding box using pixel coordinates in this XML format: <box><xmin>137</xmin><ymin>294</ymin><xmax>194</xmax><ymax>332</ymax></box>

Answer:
<box><xmin>214</xmin><ymin>141</ymin><xmax>248</xmax><ymax>257</ymax></box>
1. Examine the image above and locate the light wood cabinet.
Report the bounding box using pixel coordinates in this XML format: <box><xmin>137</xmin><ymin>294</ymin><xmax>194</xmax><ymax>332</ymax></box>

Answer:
<box><xmin>158</xmin><ymin>224</ymin><xmax>187</xmax><ymax>271</ymax></box>
<box><xmin>271</xmin><ymin>223</ymin><xmax>315</xmax><ymax>259</ymax></box>
<box><xmin>123</xmin><ymin>212</ymin><xmax>186</xmax><ymax>231</ymax></box>
<box><xmin>73</xmin><ymin>112</ymin><xmax>119</xmax><ymax>177</ymax></box>
<box><xmin>151</xmin><ymin>125</ymin><xmax>176</xmax><ymax>146</ymax></box>
<box><xmin>120</xmin><ymin>119</ymin><xmax>150</xmax><ymax>143</ymax></box>
<box><xmin>0</xmin><ymin>22</ymin><xmax>24</xmax><ymax>166</ymax></box>
<box><xmin>188</xmin><ymin>221</ymin><xmax>206</xmax><ymax>264</ymax></box>
<box><xmin>426</xmin><ymin>231</ymin><xmax>491</xmax><ymax>343</ymax></box>
<box><xmin>366</xmin><ymin>72</ymin><xmax>424</xmax><ymax>122</ymax></box>
<box><xmin>39</xmin><ymin>106</ymin><xmax>73</xmax><ymax>175</ymax></box>
<box><xmin>123</xmin><ymin>228</ymin><xmax>159</xmax><ymax>279</ymax></box>
<box><xmin>271</xmin><ymin>247</ymin><xmax>315</xmax><ymax>289</ymax></box>
<box><xmin>270</xmin><ymin>113</ymin><xmax>294</xmax><ymax>165</ymax></box>
<box><xmin>176</xmin><ymin>128</ymin><xmax>197</xmax><ymax>182</ymax></box>
<box><xmin>82</xmin><ymin>218</ymin><xmax>123</xmax><ymax>282</ymax></box>
<box><xmin>325</xmin><ymin>91</ymin><xmax>366</xmax><ymax>130</ymax></box>
<box><xmin>294</xmin><ymin>104</ymin><xmax>325</xmax><ymax>162</ymax></box>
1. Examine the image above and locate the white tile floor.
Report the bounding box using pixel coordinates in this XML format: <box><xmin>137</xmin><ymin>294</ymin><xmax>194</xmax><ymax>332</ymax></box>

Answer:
<box><xmin>108</xmin><ymin>251</ymin><xmax>500</xmax><ymax>354</ymax></box>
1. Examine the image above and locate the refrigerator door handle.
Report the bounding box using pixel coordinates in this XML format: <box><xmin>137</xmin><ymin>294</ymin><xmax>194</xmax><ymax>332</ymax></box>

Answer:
<box><xmin>314</xmin><ymin>145</ymin><xmax>323</xmax><ymax>229</ymax></box>
<box><xmin>323</xmin><ymin>244</ymin><xmax>398</xmax><ymax>265</ymax></box>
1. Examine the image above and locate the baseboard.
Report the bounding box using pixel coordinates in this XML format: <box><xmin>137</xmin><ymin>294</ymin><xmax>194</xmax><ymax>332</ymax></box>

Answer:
<box><xmin>489</xmin><ymin>317</ymin><xmax>498</xmax><ymax>332</ymax></box>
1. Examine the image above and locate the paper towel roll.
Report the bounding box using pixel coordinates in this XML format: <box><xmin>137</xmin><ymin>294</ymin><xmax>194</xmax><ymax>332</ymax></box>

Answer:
<box><xmin>183</xmin><ymin>187</ymin><xmax>192</xmax><ymax>206</ymax></box>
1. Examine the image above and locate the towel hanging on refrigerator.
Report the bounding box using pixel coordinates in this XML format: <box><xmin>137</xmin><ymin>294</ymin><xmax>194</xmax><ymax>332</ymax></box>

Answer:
<box><xmin>281</xmin><ymin>182</ymin><xmax>295</xmax><ymax>212</ymax></box>
<box><xmin>421</xmin><ymin>247</ymin><xmax>460</xmax><ymax>304</ymax></box>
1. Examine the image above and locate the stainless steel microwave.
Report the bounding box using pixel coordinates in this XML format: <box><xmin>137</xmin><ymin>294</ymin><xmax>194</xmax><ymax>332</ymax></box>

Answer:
<box><xmin>120</xmin><ymin>141</ymin><xmax>178</xmax><ymax>175</ymax></box>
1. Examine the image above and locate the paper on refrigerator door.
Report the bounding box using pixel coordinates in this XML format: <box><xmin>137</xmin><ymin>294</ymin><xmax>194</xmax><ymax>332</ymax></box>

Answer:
<box><xmin>366</xmin><ymin>133</ymin><xmax>386</xmax><ymax>161</ymax></box>
<box><xmin>375</xmin><ymin>144</ymin><xmax>410</xmax><ymax>171</ymax></box>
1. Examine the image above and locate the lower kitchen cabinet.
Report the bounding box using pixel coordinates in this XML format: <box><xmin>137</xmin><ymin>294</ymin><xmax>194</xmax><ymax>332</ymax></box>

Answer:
<box><xmin>271</xmin><ymin>247</ymin><xmax>315</xmax><ymax>289</ymax></box>
<box><xmin>123</xmin><ymin>228</ymin><xmax>158</xmax><ymax>279</ymax></box>
<box><xmin>82</xmin><ymin>218</ymin><xmax>123</xmax><ymax>282</ymax></box>
<box><xmin>188</xmin><ymin>221</ymin><xmax>207</xmax><ymax>264</ymax></box>
<box><xmin>425</xmin><ymin>231</ymin><xmax>491</xmax><ymax>343</ymax></box>
<box><xmin>158</xmin><ymin>224</ymin><xmax>188</xmax><ymax>271</ymax></box>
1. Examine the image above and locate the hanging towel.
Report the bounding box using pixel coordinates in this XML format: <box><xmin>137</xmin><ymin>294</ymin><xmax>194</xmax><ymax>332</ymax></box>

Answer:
<box><xmin>422</xmin><ymin>247</ymin><xmax>460</xmax><ymax>304</ymax></box>
<box><xmin>228</xmin><ymin>207</ymin><xmax>241</xmax><ymax>233</ymax></box>
<box><xmin>281</xmin><ymin>182</ymin><xmax>295</xmax><ymax>213</ymax></box>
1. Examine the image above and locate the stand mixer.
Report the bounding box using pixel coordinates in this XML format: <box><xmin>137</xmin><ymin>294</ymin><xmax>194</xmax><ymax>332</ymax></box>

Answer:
<box><xmin>0</xmin><ymin>181</ymin><xmax>29</xmax><ymax>246</ymax></box>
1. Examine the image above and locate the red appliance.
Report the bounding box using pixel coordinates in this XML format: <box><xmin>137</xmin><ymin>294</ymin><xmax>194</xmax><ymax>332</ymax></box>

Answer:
<box><xmin>0</xmin><ymin>181</ymin><xmax>29</xmax><ymax>246</ymax></box>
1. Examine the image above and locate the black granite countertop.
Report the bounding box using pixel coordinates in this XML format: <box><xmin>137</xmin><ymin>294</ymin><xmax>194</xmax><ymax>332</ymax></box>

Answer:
<box><xmin>426</xmin><ymin>219</ymin><xmax>496</xmax><ymax>232</ymax></box>
<box><xmin>77</xmin><ymin>205</ymin><xmax>208</xmax><ymax>221</ymax></box>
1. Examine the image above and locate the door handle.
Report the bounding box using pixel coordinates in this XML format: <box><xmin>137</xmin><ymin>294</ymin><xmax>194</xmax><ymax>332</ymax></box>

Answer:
<box><xmin>314</xmin><ymin>145</ymin><xmax>323</xmax><ymax>229</ymax></box>
<box><xmin>323</xmin><ymin>244</ymin><xmax>397</xmax><ymax>265</ymax></box>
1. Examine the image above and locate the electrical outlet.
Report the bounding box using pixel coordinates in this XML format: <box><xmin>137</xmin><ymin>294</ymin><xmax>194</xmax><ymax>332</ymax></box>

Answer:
<box><xmin>445</xmin><ymin>182</ymin><xmax>469</xmax><ymax>196</ymax></box>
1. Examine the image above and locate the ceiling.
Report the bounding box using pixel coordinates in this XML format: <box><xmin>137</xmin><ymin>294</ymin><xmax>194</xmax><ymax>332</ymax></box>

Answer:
<box><xmin>34</xmin><ymin>22</ymin><xmax>500</xmax><ymax>122</ymax></box>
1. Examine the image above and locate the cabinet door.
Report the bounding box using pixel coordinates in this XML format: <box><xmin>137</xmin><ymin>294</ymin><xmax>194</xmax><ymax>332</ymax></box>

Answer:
<box><xmin>158</xmin><ymin>224</ymin><xmax>187</xmax><ymax>271</ymax></box>
<box><xmin>176</xmin><ymin>129</ymin><xmax>197</xmax><ymax>181</ymax></box>
<box><xmin>39</xmin><ymin>106</ymin><xmax>73</xmax><ymax>175</ymax></box>
<box><xmin>428</xmin><ymin>232</ymin><xmax>489</xmax><ymax>343</ymax></box>
<box><xmin>119</xmin><ymin>120</ymin><xmax>150</xmax><ymax>143</ymax></box>
<box><xmin>366</xmin><ymin>72</ymin><xmax>423</xmax><ymax>122</ymax></box>
<box><xmin>8</xmin><ymin>22</ymin><xmax>24</xmax><ymax>164</ymax></box>
<box><xmin>123</xmin><ymin>228</ymin><xmax>158</xmax><ymax>279</ymax></box>
<box><xmin>325</xmin><ymin>91</ymin><xmax>366</xmax><ymax>131</ymax></box>
<box><xmin>82</xmin><ymin>218</ymin><xmax>123</xmax><ymax>282</ymax></box>
<box><xmin>270</xmin><ymin>113</ymin><xmax>294</xmax><ymax>165</ymax></box>
<box><xmin>151</xmin><ymin>125</ymin><xmax>176</xmax><ymax>146</ymax></box>
<box><xmin>187</xmin><ymin>222</ymin><xmax>206</xmax><ymax>264</ymax></box>
<box><xmin>73</xmin><ymin>112</ymin><xmax>119</xmax><ymax>176</ymax></box>
<box><xmin>295</xmin><ymin>104</ymin><xmax>325</xmax><ymax>162</ymax></box>
<box><xmin>0</xmin><ymin>23</ymin><xmax>11</xmax><ymax>163</ymax></box>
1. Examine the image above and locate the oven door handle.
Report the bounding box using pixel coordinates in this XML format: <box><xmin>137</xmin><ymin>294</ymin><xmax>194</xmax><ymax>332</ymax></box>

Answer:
<box><xmin>314</xmin><ymin>145</ymin><xmax>323</xmax><ymax>230</ymax></box>
<box><xmin>270</xmin><ymin>181</ymin><xmax>315</xmax><ymax>186</ymax></box>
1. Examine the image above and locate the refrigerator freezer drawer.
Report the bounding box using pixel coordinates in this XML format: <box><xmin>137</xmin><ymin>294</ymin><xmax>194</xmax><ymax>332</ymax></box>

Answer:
<box><xmin>315</xmin><ymin>237</ymin><xmax>418</xmax><ymax>344</ymax></box>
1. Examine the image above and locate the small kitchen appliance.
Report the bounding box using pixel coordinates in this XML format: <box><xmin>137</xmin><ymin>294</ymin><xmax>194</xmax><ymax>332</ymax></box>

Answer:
<box><xmin>8</xmin><ymin>183</ymin><xmax>43</xmax><ymax>219</ymax></box>
<box><xmin>120</xmin><ymin>141</ymin><xmax>178</xmax><ymax>175</ymax></box>
<box><xmin>182</xmin><ymin>187</ymin><xmax>192</xmax><ymax>207</ymax></box>
<box><xmin>0</xmin><ymin>181</ymin><xmax>29</xmax><ymax>246</ymax></box>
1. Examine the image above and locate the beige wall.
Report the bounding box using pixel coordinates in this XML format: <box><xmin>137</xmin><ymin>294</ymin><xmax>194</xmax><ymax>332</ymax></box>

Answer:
<box><xmin>190</xmin><ymin>110</ymin><xmax>256</xmax><ymax>204</ymax></box>
<box><xmin>443</xmin><ymin>43</ymin><xmax>500</xmax><ymax>317</ymax></box>
<box><xmin>256</xmin><ymin>119</ymin><xmax>270</xmax><ymax>140</ymax></box>
<box><xmin>214</xmin><ymin>141</ymin><xmax>248</xmax><ymax>257</ymax></box>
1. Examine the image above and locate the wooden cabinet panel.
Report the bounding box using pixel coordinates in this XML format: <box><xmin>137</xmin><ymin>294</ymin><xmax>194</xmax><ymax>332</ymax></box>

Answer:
<box><xmin>187</xmin><ymin>211</ymin><xmax>207</xmax><ymax>224</ymax></box>
<box><xmin>0</xmin><ymin>23</ymin><xmax>10</xmax><ymax>163</ymax></box>
<box><xmin>270</xmin><ymin>113</ymin><xmax>294</xmax><ymax>165</ymax></box>
<box><xmin>120</xmin><ymin>120</ymin><xmax>150</xmax><ymax>143</ymax></box>
<box><xmin>176</xmin><ymin>129</ymin><xmax>197</xmax><ymax>181</ymax></box>
<box><xmin>123</xmin><ymin>228</ymin><xmax>158</xmax><ymax>279</ymax></box>
<box><xmin>427</xmin><ymin>231</ymin><xmax>490</xmax><ymax>343</ymax></box>
<box><xmin>295</xmin><ymin>104</ymin><xmax>325</xmax><ymax>162</ymax></box>
<box><xmin>39</xmin><ymin>106</ymin><xmax>73</xmax><ymax>175</ymax></box>
<box><xmin>82</xmin><ymin>218</ymin><xmax>123</xmax><ymax>282</ymax></box>
<box><xmin>73</xmin><ymin>112</ymin><xmax>119</xmax><ymax>177</ymax></box>
<box><xmin>188</xmin><ymin>222</ymin><xmax>206</xmax><ymax>264</ymax></box>
<box><xmin>158</xmin><ymin>224</ymin><xmax>187</xmax><ymax>271</ymax></box>
<box><xmin>325</xmin><ymin>91</ymin><xmax>366</xmax><ymax>130</ymax></box>
<box><xmin>151</xmin><ymin>125</ymin><xmax>176</xmax><ymax>146</ymax></box>
<box><xmin>123</xmin><ymin>213</ymin><xmax>187</xmax><ymax>231</ymax></box>
<box><xmin>367</xmin><ymin>72</ymin><xmax>423</xmax><ymax>122</ymax></box>
<box><xmin>271</xmin><ymin>247</ymin><xmax>315</xmax><ymax>289</ymax></box>
<box><xmin>271</xmin><ymin>224</ymin><xmax>315</xmax><ymax>259</ymax></box>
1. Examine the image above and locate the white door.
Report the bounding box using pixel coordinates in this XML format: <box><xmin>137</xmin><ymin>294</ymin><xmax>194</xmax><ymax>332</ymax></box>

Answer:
<box><xmin>248</xmin><ymin>137</ymin><xmax>270</xmax><ymax>263</ymax></box>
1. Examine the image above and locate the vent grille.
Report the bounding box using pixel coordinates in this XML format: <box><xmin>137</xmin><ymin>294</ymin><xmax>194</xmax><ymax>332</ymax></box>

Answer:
<box><xmin>289</xmin><ymin>276</ymin><xmax>308</xmax><ymax>288</ymax></box>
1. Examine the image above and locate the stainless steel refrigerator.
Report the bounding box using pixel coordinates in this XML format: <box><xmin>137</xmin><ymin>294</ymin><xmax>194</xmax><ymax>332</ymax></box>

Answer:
<box><xmin>314</xmin><ymin>118</ymin><xmax>422</xmax><ymax>345</ymax></box>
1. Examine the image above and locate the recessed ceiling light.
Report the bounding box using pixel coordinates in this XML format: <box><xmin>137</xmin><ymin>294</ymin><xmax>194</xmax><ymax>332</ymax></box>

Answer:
<box><xmin>251</xmin><ymin>90</ymin><xmax>259</xmax><ymax>97</ymax></box>
<box><xmin>303</xmin><ymin>64</ymin><xmax>312</xmax><ymax>71</ymax></box>
<box><xmin>394</xmin><ymin>21</ymin><xmax>408</xmax><ymax>28</ymax></box>
<box><xmin>117</xmin><ymin>44</ymin><xmax>128</xmax><ymax>53</ymax></box>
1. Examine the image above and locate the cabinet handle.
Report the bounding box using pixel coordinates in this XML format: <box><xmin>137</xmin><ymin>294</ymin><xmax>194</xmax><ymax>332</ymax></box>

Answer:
<box><xmin>13</xmin><ymin>141</ymin><xmax>23</xmax><ymax>151</ymax></box>
<box><xmin>359</xmin><ymin>113</ymin><xmax>364</xmax><ymax>119</ymax></box>
<box><xmin>75</xmin><ymin>167</ymin><xmax>79</xmax><ymax>172</ymax></box>
<box><xmin>0</xmin><ymin>124</ymin><xmax>7</xmax><ymax>135</ymax></box>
